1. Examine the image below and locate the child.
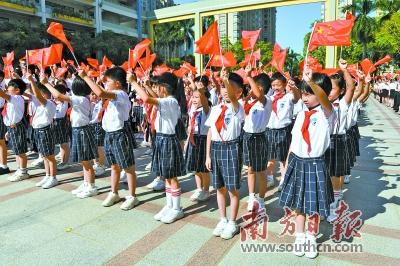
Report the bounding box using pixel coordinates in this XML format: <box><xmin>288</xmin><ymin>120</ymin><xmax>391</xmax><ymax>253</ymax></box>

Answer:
<box><xmin>128</xmin><ymin>72</ymin><xmax>186</xmax><ymax>223</ymax></box>
<box><xmin>242</xmin><ymin>66</ymin><xmax>272</xmax><ymax>211</ymax></box>
<box><xmin>0</xmin><ymin>78</ymin><xmax>30</xmax><ymax>181</ymax></box>
<box><xmin>325</xmin><ymin>59</ymin><xmax>355</xmax><ymax>222</ymax></box>
<box><xmin>0</xmin><ymin>70</ymin><xmax>10</xmax><ymax>174</ymax></box>
<box><xmin>80</xmin><ymin>67</ymin><xmax>139</xmax><ymax>210</ymax></box>
<box><xmin>266</xmin><ymin>72</ymin><xmax>300</xmax><ymax>191</ymax></box>
<box><xmin>41</xmin><ymin>74</ymin><xmax>98</xmax><ymax>198</ymax></box>
<box><xmin>186</xmin><ymin>86</ymin><xmax>211</xmax><ymax>202</ymax></box>
<box><xmin>26</xmin><ymin>74</ymin><xmax>58</xmax><ymax>188</ymax></box>
<box><xmin>279</xmin><ymin>67</ymin><xmax>335</xmax><ymax>259</ymax></box>
<box><xmin>205</xmin><ymin>69</ymin><xmax>244</xmax><ymax>240</ymax></box>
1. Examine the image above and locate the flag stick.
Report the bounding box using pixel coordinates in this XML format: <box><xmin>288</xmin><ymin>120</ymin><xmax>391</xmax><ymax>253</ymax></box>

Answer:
<box><xmin>70</xmin><ymin>50</ymin><xmax>80</xmax><ymax>67</ymax></box>
<box><xmin>305</xmin><ymin>22</ymin><xmax>317</xmax><ymax>66</ymax></box>
<box><xmin>248</xmin><ymin>48</ymin><xmax>254</xmax><ymax>68</ymax></box>
<box><xmin>25</xmin><ymin>50</ymin><xmax>29</xmax><ymax>73</ymax></box>
<box><xmin>339</xmin><ymin>46</ymin><xmax>343</xmax><ymax>59</ymax></box>
<box><xmin>200</xmin><ymin>55</ymin><xmax>213</xmax><ymax>81</ymax></box>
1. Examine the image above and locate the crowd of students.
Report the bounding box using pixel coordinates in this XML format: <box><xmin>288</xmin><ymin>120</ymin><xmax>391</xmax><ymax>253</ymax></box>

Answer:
<box><xmin>0</xmin><ymin>56</ymin><xmax>373</xmax><ymax>259</ymax></box>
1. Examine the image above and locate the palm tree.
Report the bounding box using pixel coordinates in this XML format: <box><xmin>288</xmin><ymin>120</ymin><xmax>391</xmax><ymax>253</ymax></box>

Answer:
<box><xmin>178</xmin><ymin>19</ymin><xmax>194</xmax><ymax>56</ymax></box>
<box><xmin>376</xmin><ymin>0</ymin><xmax>400</xmax><ymax>23</ymax></box>
<box><xmin>343</xmin><ymin>0</ymin><xmax>377</xmax><ymax>59</ymax></box>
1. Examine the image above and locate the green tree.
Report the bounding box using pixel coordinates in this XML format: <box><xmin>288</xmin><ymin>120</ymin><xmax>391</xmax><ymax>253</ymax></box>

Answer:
<box><xmin>303</xmin><ymin>31</ymin><xmax>326</xmax><ymax>66</ymax></box>
<box><xmin>376</xmin><ymin>0</ymin><xmax>400</xmax><ymax>23</ymax></box>
<box><xmin>373</xmin><ymin>11</ymin><xmax>400</xmax><ymax>63</ymax></box>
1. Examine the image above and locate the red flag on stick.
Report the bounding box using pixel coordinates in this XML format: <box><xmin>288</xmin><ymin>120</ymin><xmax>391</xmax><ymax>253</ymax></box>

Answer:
<box><xmin>360</xmin><ymin>58</ymin><xmax>376</xmax><ymax>74</ymax></box>
<box><xmin>102</xmin><ymin>56</ymin><xmax>113</xmax><ymax>68</ymax></box>
<box><xmin>241</xmin><ymin>29</ymin><xmax>261</xmax><ymax>51</ymax></box>
<box><xmin>27</xmin><ymin>43</ymin><xmax>63</xmax><ymax>68</ymax></box>
<box><xmin>87</xmin><ymin>58</ymin><xmax>99</xmax><ymax>69</ymax></box>
<box><xmin>270</xmin><ymin>43</ymin><xmax>287</xmax><ymax>73</ymax></box>
<box><xmin>153</xmin><ymin>64</ymin><xmax>171</xmax><ymax>76</ymax></box>
<box><xmin>299</xmin><ymin>56</ymin><xmax>323</xmax><ymax>72</ymax></box>
<box><xmin>2</xmin><ymin>51</ymin><xmax>14</xmax><ymax>78</ymax></box>
<box><xmin>308</xmin><ymin>12</ymin><xmax>355</xmax><ymax>51</ymax></box>
<box><xmin>47</xmin><ymin>22</ymin><xmax>74</xmax><ymax>52</ymax></box>
<box><xmin>128</xmin><ymin>38</ymin><xmax>152</xmax><ymax>70</ymax></box>
<box><xmin>209</xmin><ymin>51</ymin><xmax>237</xmax><ymax>68</ymax></box>
<box><xmin>195</xmin><ymin>21</ymin><xmax>221</xmax><ymax>55</ymax></box>
<box><xmin>374</xmin><ymin>55</ymin><xmax>391</xmax><ymax>67</ymax></box>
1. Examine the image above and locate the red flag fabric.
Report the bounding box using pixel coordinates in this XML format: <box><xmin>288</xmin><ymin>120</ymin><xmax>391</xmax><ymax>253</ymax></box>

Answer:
<box><xmin>2</xmin><ymin>51</ymin><xmax>14</xmax><ymax>78</ymax></box>
<box><xmin>26</xmin><ymin>43</ymin><xmax>63</xmax><ymax>68</ymax></box>
<box><xmin>360</xmin><ymin>58</ymin><xmax>376</xmax><ymax>74</ymax></box>
<box><xmin>320</xmin><ymin>68</ymin><xmax>339</xmax><ymax>76</ymax></box>
<box><xmin>47</xmin><ymin>22</ymin><xmax>74</xmax><ymax>51</ymax></box>
<box><xmin>26</xmin><ymin>49</ymin><xmax>43</xmax><ymax>66</ymax></box>
<box><xmin>120</xmin><ymin>61</ymin><xmax>129</xmax><ymax>71</ymax></box>
<box><xmin>270</xmin><ymin>43</ymin><xmax>287</xmax><ymax>73</ymax></box>
<box><xmin>299</xmin><ymin>56</ymin><xmax>323</xmax><ymax>72</ymax></box>
<box><xmin>241</xmin><ymin>29</ymin><xmax>261</xmax><ymax>51</ymax></box>
<box><xmin>308</xmin><ymin>13</ymin><xmax>355</xmax><ymax>51</ymax></box>
<box><xmin>174</xmin><ymin>67</ymin><xmax>190</xmax><ymax>78</ymax></box>
<box><xmin>128</xmin><ymin>38</ymin><xmax>152</xmax><ymax>70</ymax></box>
<box><xmin>195</xmin><ymin>21</ymin><xmax>221</xmax><ymax>55</ymax></box>
<box><xmin>209</xmin><ymin>51</ymin><xmax>237</xmax><ymax>68</ymax></box>
<box><xmin>134</xmin><ymin>67</ymin><xmax>145</xmax><ymax>79</ymax></box>
<box><xmin>102</xmin><ymin>56</ymin><xmax>113</xmax><ymax>68</ymax></box>
<box><xmin>181</xmin><ymin>62</ymin><xmax>197</xmax><ymax>74</ymax></box>
<box><xmin>87</xmin><ymin>58</ymin><xmax>99</xmax><ymax>69</ymax></box>
<box><xmin>153</xmin><ymin>64</ymin><xmax>171</xmax><ymax>76</ymax></box>
<box><xmin>55</xmin><ymin>67</ymin><xmax>68</xmax><ymax>79</ymax></box>
<box><xmin>234</xmin><ymin>68</ymin><xmax>249</xmax><ymax>85</ymax></box>
<box><xmin>374</xmin><ymin>55</ymin><xmax>391</xmax><ymax>67</ymax></box>
<box><xmin>139</xmin><ymin>50</ymin><xmax>156</xmax><ymax>71</ymax></box>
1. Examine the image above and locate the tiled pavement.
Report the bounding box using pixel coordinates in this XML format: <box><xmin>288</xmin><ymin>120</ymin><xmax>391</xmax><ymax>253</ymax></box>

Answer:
<box><xmin>1</xmin><ymin>98</ymin><xmax>399</xmax><ymax>266</ymax></box>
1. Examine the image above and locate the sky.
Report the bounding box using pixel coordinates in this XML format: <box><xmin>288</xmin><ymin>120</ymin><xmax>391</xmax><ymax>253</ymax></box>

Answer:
<box><xmin>174</xmin><ymin>0</ymin><xmax>323</xmax><ymax>54</ymax></box>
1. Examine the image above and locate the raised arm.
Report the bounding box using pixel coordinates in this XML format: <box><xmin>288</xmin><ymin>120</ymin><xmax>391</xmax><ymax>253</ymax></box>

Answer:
<box><xmin>221</xmin><ymin>68</ymin><xmax>240</xmax><ymax>110</ymax></box>
<box><xmin>339</xmin><ymin>59</ymin><xmax>355</xmax><ymax>105</ymax></box>
<box><xmin>40</xmin><ymin>73</ymin><xmax>70</xmax><ymax>102</ymax></box>
<box><xmin>27</xmin><ymin>73</ymin><xmax>46</xmax><ymax>105</ymax></box>
<box><xmin>245</xmin><ymin>65</ymin><xmax>266</xmax><ymax>105</ymax></box>
<box><xmin>352</xmin><ymin>70</ymin><xmax>364</xmax><ymax>101</ymax></box>
<box><xmin>79</xmin><ymin>70</ymin><xmax>116</xmax><ymax>100</ymax></box>
<box><xmin>359</xmin><ymin>74</ymin><xmax>371</xmax><ymax>103</ymax></box>
<box><xmin>303</xmin><ymin>66</ymin><xmax>332</xmax><ymax>114</ymax></box>
<box><xmin>127</xmin><ymin>72</ymin><xmax>158</xmax><ymax>106</ymax></box>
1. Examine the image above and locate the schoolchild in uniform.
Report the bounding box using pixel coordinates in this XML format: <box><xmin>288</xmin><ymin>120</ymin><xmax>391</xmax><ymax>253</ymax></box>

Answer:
<box><xmin>205</xmin><ymin>69</ymin><xmax>244</xmax><ymax>240</ymax></box>
<box><xmin>279</xmin><ymin>67</ymin><xmax>335</xmax><ymax>259</ymax></box>
<box><xmin>0</xmin><ymin>70</ymin><xmax>10</xmax><ymax>175</ymax></box>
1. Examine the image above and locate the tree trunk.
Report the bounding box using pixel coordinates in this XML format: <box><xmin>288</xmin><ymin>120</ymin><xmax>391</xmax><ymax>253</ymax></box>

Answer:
<box><xmin>362</xmin><ymin>41</ymin><xmax>368</xmax><ymax>59</ymax></box>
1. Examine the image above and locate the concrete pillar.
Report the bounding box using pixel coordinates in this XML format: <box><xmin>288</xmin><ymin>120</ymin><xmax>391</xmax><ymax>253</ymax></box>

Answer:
<box><xmin>95</xmin><ymin>0</ymin><xmax>103</xmax><ymax>34</ymax></box>
<box><xmin>324</xmin><ymin>0</ymin><xmax>338</xmax><ymax>68</ymax></box>
<box><xmin>137</xmin><ymin>0</ymin><xmax>142</xmax><ymax>40</ymax></box>
<box><xmin>40</xmin><ymin>0</ymin><xmax>46</xmax><ymax>24</ymax></box>
<box><xmin>194</xmin><ymin>12</ymin><xmax>202</xmax><ymax>72</ymax></box>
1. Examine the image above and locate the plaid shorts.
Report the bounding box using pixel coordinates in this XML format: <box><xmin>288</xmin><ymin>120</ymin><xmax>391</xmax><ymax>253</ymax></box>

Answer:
<box><xmin>52</xmin><ymin>117</ymin><xmax>70</xmax><ymax>144</ymax></box>
<box><xmin>90</xmin><ymin>122</ymin><xmax>105</xmax><ymax>147</ymax></box>
<box><xmin>124</xmin><ymin>120</ymin><xmax>138</xmax><ymax>149</ymax></box>
<box><xmin>266</xmin><ymin>125</ymin><xmax>292</xmax><ymax>162</ymax></box>
<box><xmin>325</xmin><ymin>134</ymin><xmax>350</xmax><ymax>177</ymax></box>
<box><xmin>70</xmin><ymin>125</ymin><xmax>98</xmax><ymax>163</ymax></box>
<box><xmin>151</xmin><ymin>133</ymin><xmax>186</xmax><ymax>179</ymax></box>
<box><xmin>185</xmin><ymin>134</ymin><xmax>208</xmax><ymax>173</ymax></box>
<box><xmin>7</xmin><ymin>121</ymin><xmax>28</xmax><ymax>155</ymax></box>
<box><xmin>104</xmin><ymin>129</ymin><xmax>135</xmax><ymax>169</ymax></box>
<box><xmin>175</xmin><ymin>118</ymin><xmax>188</xmax><ymax>141</ymax></box>
<box><xmin>34</xmin><ymin>125</ymin><xmax>55</xmax><ymax>157</ymax></box>
<box><xmin>132</xmin><ymin>105</ymin><xmax>145</xmax><ymax>125</ymax></box>
<box><xmin>279</xmin><ymin>153</ymin><xmax>334</xmax><ymax>217</ymax></box>
<box><xmin>242</xmin><ymin>131</ymin><xmax>268</xmax><ymax>172</ymax></box>
<box><xmin>211</xmin><ymin>139</ymin><xmax>242</xmax><ymax>191</ymax></box>
<box><xmin>0</xmin><ymin>114</ymin><xmax>7</xmax><ymax>139</ymax></box>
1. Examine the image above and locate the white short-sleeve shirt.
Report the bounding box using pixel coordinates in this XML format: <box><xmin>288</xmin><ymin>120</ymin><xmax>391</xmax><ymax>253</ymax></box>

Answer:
<box><xmin>267</xmin><ymin>93</ymin><xmax>294</xmax><ymax>129</ymax></box>
<box><xmin>90</xmin><ymin>100</ymin><xmax>103</xmax><ymax>124</ymax></box>
<box><xmin>3</xmin><ymin>95</ymin><xmax>25</xmax><ymax>126</ymax></box>
<box><xmin>243</xmin><ymin>96</ymin><xmax>272</xmax><ymax>133</ymax></box>
<box><xmin>155</xmin><ymin>96</ymin><xmax>181</xmax><ymax>135</ymax></box>
<box><xmin>54</xmin><ymin>101</ymin><xmax>68</xmax><ymax>119</ymax></box>
<box><xmin>29</xmin><ymin>96</ymin><xmax>56</xmax><ymax>129</ymax></box>
<box><xmin>205</xmin><ymin>102</ymin><xmax>245</xmax><ymax>142</ymax></box>
<box><xmin>331</xmin><ymin>97</ymin><xmax>349</xmax><ymax>135</ymax></box>
<box><xmin>70</xmin><ymin>95</ymin><xmax>91</xmax><ymax>128</ymax></box>
<box><xmin>102</xmin><ymin>90</ymin><xmax>131</xmax><ymax>132</ymax></box>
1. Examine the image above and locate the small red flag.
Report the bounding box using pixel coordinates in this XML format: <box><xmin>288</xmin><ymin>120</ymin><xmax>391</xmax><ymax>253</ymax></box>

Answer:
<box><xmin>26</xmin><ymin>43</ymin><xmax>63</xmax><ymax>68</ymax></box>
<box><xmin>153</xmin><ymin>64</ymin><xmax>171</xmax><ymax>76</ymax></box>
<box><xmin>181</xmin><ymin>62</ymin><xmax>197</xmax><ymax>74</ymax></box>
<box><xmin>195</xmin><ymin>21</ymin><xmax>221</xmax><ymax>55</ymax></box>
<box><xmin>360</xmin><ymin>58</ymin><xmax>376</xmax><ymax>74</ymax></box>
<box><xmin>47</xmin><ymin>22</ymin><xmax>74</xmax><ymax>52</ymax></box>
<box><xmin>120</xmin><ymin>61</ymin><xmax>129</xmax><ymax>71</ymax></box>
<box><xmin>87</xmin><ymin>58</ymin><xmax>99</xmax><ymax>69</ymax></box>
<box><xmin>241</xmin><ymin>29</ymin><xmax>261</xmax><ymax>51</ymax></box>
<box><xmin>299</xmin><ymin>56</ymin><xmax>323</xmax><ymax>73</ymax></box>
<box><xmin>209</xmin><ymin>51</ymin><xmax>237</xmax><ymax>68</ymax></box>
<box><xmin>102</xmin><ymin>56</ymin><xmax>113</xmax><ymax>68</ymax></box>
<box><xmin>374</xmin><ymin>55</ymin><xmax>391</xmax><ymax>67</ymax></box>
<box><xmin>2</xmin><ymin>51</ymin><xmax>14</xmax><ymax>78</ymax></box>
<box><xmin>270</xmin><ymin>43</ymin><xmax>287</xmax><ymax>73</ymax></box>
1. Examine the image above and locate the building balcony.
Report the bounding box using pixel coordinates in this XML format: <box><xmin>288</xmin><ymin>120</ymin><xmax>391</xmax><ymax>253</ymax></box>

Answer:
<box><xmin>52</xmin><ymin>12</ymin><xmax>94</xmax><ymax>27</ymax></box>
<box><xmin>102</xmin><ymin>0</ymin><xmax>137</xmax><ymax>19</ymax></box>
<box><xmin>0</xmin><ymin>0</ymin><xmax>36</xmax><ymax>15</ymax></box>
<box><xmin>102</xmin><ymin>21</ymin><xmax>142</xmax><ymax>37</ymax></box>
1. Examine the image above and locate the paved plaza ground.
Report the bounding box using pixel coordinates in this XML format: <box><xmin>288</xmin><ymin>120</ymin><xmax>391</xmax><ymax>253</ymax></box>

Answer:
<box><xmin>1</xmin><ymin>98</ymin><xmax>399</xmax><ymax>266</ymax></box>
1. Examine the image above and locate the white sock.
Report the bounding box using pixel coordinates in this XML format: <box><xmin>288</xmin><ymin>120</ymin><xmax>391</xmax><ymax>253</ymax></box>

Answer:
<box><xmin>333</xmin><ymin>190</ymin><xmax>341</xmax><ymax>202</ymax></box>
<box><xmin>0</xmin><ymin>164</ymin><xmax>8</xmax><ymax>169</ymax></box>
<box><xmin>228</xmin><ymin>220</ymin><xmax>236</xmax><ymax>225</ymax></box>
<box><xmin>249</xmin><ymin>192</ymin><xmax>255</xmax><ymax>199</ymax></box>
<box><xmin>165</xmin><ymin>187</ymin><xmax>173</xmax><ymax>208</ymax></box>
<box><xmin>20</xmin><ymin>168</ymin><xmax>27</xmax><ymax>173</ymax></box>
<box><xmin>171</xmin><ymin>188</ymin><xmax>181</xmax><ymax>210</ymax></box>
<box><xmin>220</xmin><ymin>217</ymin><xmax>228</xmax><ymax>223</ymax></box>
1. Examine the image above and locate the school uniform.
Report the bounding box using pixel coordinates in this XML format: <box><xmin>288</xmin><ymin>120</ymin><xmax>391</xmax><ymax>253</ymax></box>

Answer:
<box><xmin>0</xmin><ymin>97</ymin><xmax>7</xmax><ymax>139</ymax></box>
<box><xmin>242</xmin><ymin>96</ymin><xmax>272</xmax><ymax>172</ymax></box>
<box><xmin>29</xmin><ymin>96</ymin><xmax>57</xmax><ymax>157</ymax></box>
<box><xmin>151</xmin><ymin>96</ymin><xmax>186</xmax><ymax>179</ymax></box>
<box><xmin>185</xmin><ymin>106</ymin><xmax>210</xmax><ymax>173</ymax></box>
<box><xmin>69</xmin><ymin>95</ymin><xmax>98</xmax><ymax>162</ymax></box>
<box><xmin>90</xmin><ymin>100</ymin><xmax>106</xmax><ymax>147</ymax></box>
<box><xmin>52</xmin><ymin>101</ymin><xmax>70</xmax><ymax>144</ymax></box>
<box><xmin>266</xmin><ymin>92</ymin><xmax>295</xmax><ymax>162</ymax></box>
<box><xmin>279</xmin><ymin>105</ymin><xmax>335</xmax><ymax>217</ymax></box>
<box><xmin>102</xmin><ymin>90</ymin><xmax>135</xmax><ymax>169</ymax></box>
<box><xmin>205</xmin><ymin>102</ymin><xmax>245</xmax><ymax>191</ymax></box>
<box><xmin>325</xmin><ymin>98</ymin><xmax>351</xmax><ymax>177</ymax></box>
<box><xmin>3</xmin><ymin>95</ymin><xmax>27</xmax><ymax>155</ymax></box>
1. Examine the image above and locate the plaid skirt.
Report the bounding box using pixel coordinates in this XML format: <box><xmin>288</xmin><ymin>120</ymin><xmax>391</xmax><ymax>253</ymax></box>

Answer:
<box><xmin>346</xmin><ymin>131</ymin><xmax>356</xmax><ymax>166</ymax></box>
<box><xmin>132</xmin><ymin>106</ymin><xmax>145</xmax><ymax>125</ymax></box>
<box><xmin>70</xmin><ymin>125</ymin><xmax>98</xmax><ymax>163</ymax></box>
<box><xmin>211</xmin><ymin>139</ymin><xmax>242</xmax><ymax>191</ymax></box>
<box><xmin>151</xmin><ymin>133</ymin><xmax>186</xmax><ymax>179</ymax></box>
<box><xmin>52</xmin><ymin>117</ymin><xmax>70</xmax><ymax>144</ymax></box>
<box><xmin>266</xmin><ymin>125</ymin><xmax>292</xmax><ymax>162</ymax></box>
<box><xmin>279</xmin><ymin>153</ymin><xmax>334</xmax><ymax>217</ymax></box>
<box><xmin>185</xmin><ymin>134</ymin><xmax>208</xmax><ymax>173</ymax></box>
<box><xmin>90</xmin><ymin>122</ymin><xmax>105</xmax><ymax>147</ymax></box>
<box><xmin>124</xmin><ymin>120</ymin><xmax>138</xmax><ymax>149</ymax></box>
<box><xmin>242</xmin><ymin>131</ymin><xmax>268</xmax><ymax>172</ymax></box>
<box><xmin>33</xmin><ymin>125</ymin><xmax>55</xmax><ymax>157</ymax></box>
<box><xmin>175</xmin><ymin>118</ymin><xmax>188</xmax><ymax>141</ymax></box>
<box><xmin>0</xmin><ymin>113</ymin><xmax>7</xmax><ymax>139</ymax></box>
<box><xmin>349</xmin><ymin>125</ymin><xmax>360</xmax><ymax>156</ymax></box>
<box><xmin>7</xmin><ymin>121</ymin><xmax>28</xmax><ymax>155</ymax></box>
<box><xmin>104</xmin><ymin>129</ymin><xmax>135</xmax><ymax>169</ymax></box>
<box><xmin>325</xmin><ymin>134</ymin><xmax>350</xmax><ymax>177</ymax></box>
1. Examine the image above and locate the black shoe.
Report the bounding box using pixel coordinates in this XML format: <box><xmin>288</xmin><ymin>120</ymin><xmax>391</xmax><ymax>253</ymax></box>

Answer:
<box><xmin>0</xmin><ymin>167</ymin><xmax>10</xmax><ymax>175</ymax></box>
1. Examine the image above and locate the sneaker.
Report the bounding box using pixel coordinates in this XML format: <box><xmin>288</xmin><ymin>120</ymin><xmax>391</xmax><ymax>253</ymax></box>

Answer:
<box><xmin>344</xmin><ymin>175</ymin><xmax>350</xmax><ymax>184</ymax></box>
<box><xmin>247</xmin><ymin>194</ymin><xmax>256</xmax><ymax>212</ymax></box>
<box><xmin>293</xmin><ymin>233</ymin><xmax>306</xmax><ymax>257</ymax></box>
<box><xmin>197</xmin><ymin>190</ymin><xmax>211</xmax><ymax>201</ymax></box>
<box><xmin>57</xmin><ymin>162</ymin><xmax>70</xmax><ymax>170</ymax></box>
<box><xmin>327</xmin><ymin>201</ymin><xmax>338</xmax><ymax>223</ymax></box>
<box><xmin>42</xmin><ymin>177</ymin><xmax>58</xmax><ymax>189</ymax></box>
<box><xmin>0</xmin><ymin>167</ymin><xmax>10</xmax><ymax>175</ymax></box>
<box><xmin>76</xmin><ymin>185</ymin><xmax>98</xmax><ymax>198</ymax></box>
<box><xmin>266</xmin><ymin>176</ymin><xmax>275</xmax><ymax>188</ymax></box>
<box><xmin>120</xmin><ymin>170</ymin><xmax>127</xmax><ymax>183</ymax></box>
<box><xmin>161</xmin><ymin>208</ymin><xmax>184</xmax><ymax>224</ymax></box>
<box><xmin>305</xmin><ymin>232</ymin><xmax>318</xmax><ymax>259</ymax></box>
<box><xmin>146</xmin><ymin>178</ymin><xmax>165</xmax><ymax>191</ymax></box>
<box><xmin>94</xmin><ymin>164</ymin><xmax>106</xmax><ymax>177</ymax></box>
<box><xmin>145</xmin><ymin>162</ymin><xmax>152</xmax><ymax>171</ymax></box>
<box><xmin>31</xmin><ymin>157</ymin><xmax>44</xmax><ymax>167</ymax></box>
<box><xmin>213</xmin><ymin>219</ymin><xmax>228</xmax><ymax>237</ymax></box>
<box><xmin>102</xmin><ymin>192</ymin><xmax>121</xmax><ymax>207</ymax></box>
<box><xmin>339</xmin><ymin>191</ymin><xmax>344</xmax><ymax>200</ymax></box>
<box><xmin>120</xmin><ymin>196</ymin><xmax>139</xmax><ymax>210</ymax></box>
<box><xmin>8</xmin><ymin>170</ymin><xmax>29</xmax><ymax>182</ymax></box>
<box><xmin>190</xmin><ymin>189</ymin><xmax>202</xmax><ymax>201</ymax></box>
<box><xmin>220</xmin><ymin>221</ymin><xmax>238</xmax><ymax>240</ymax></box>
<box><xmin>72</xmin><ymin>182</ymin><xmax>87</xmax><ymax>195</ymax></box>
<box><xmin>36</xmin><ymin>176</ymin><xmax>50</xmax><ymax>187</ymax></box>
<box><xmin>154</xmin><ymin>205</ymin><xmax>171</xmax><ymax>221</ymax></box>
